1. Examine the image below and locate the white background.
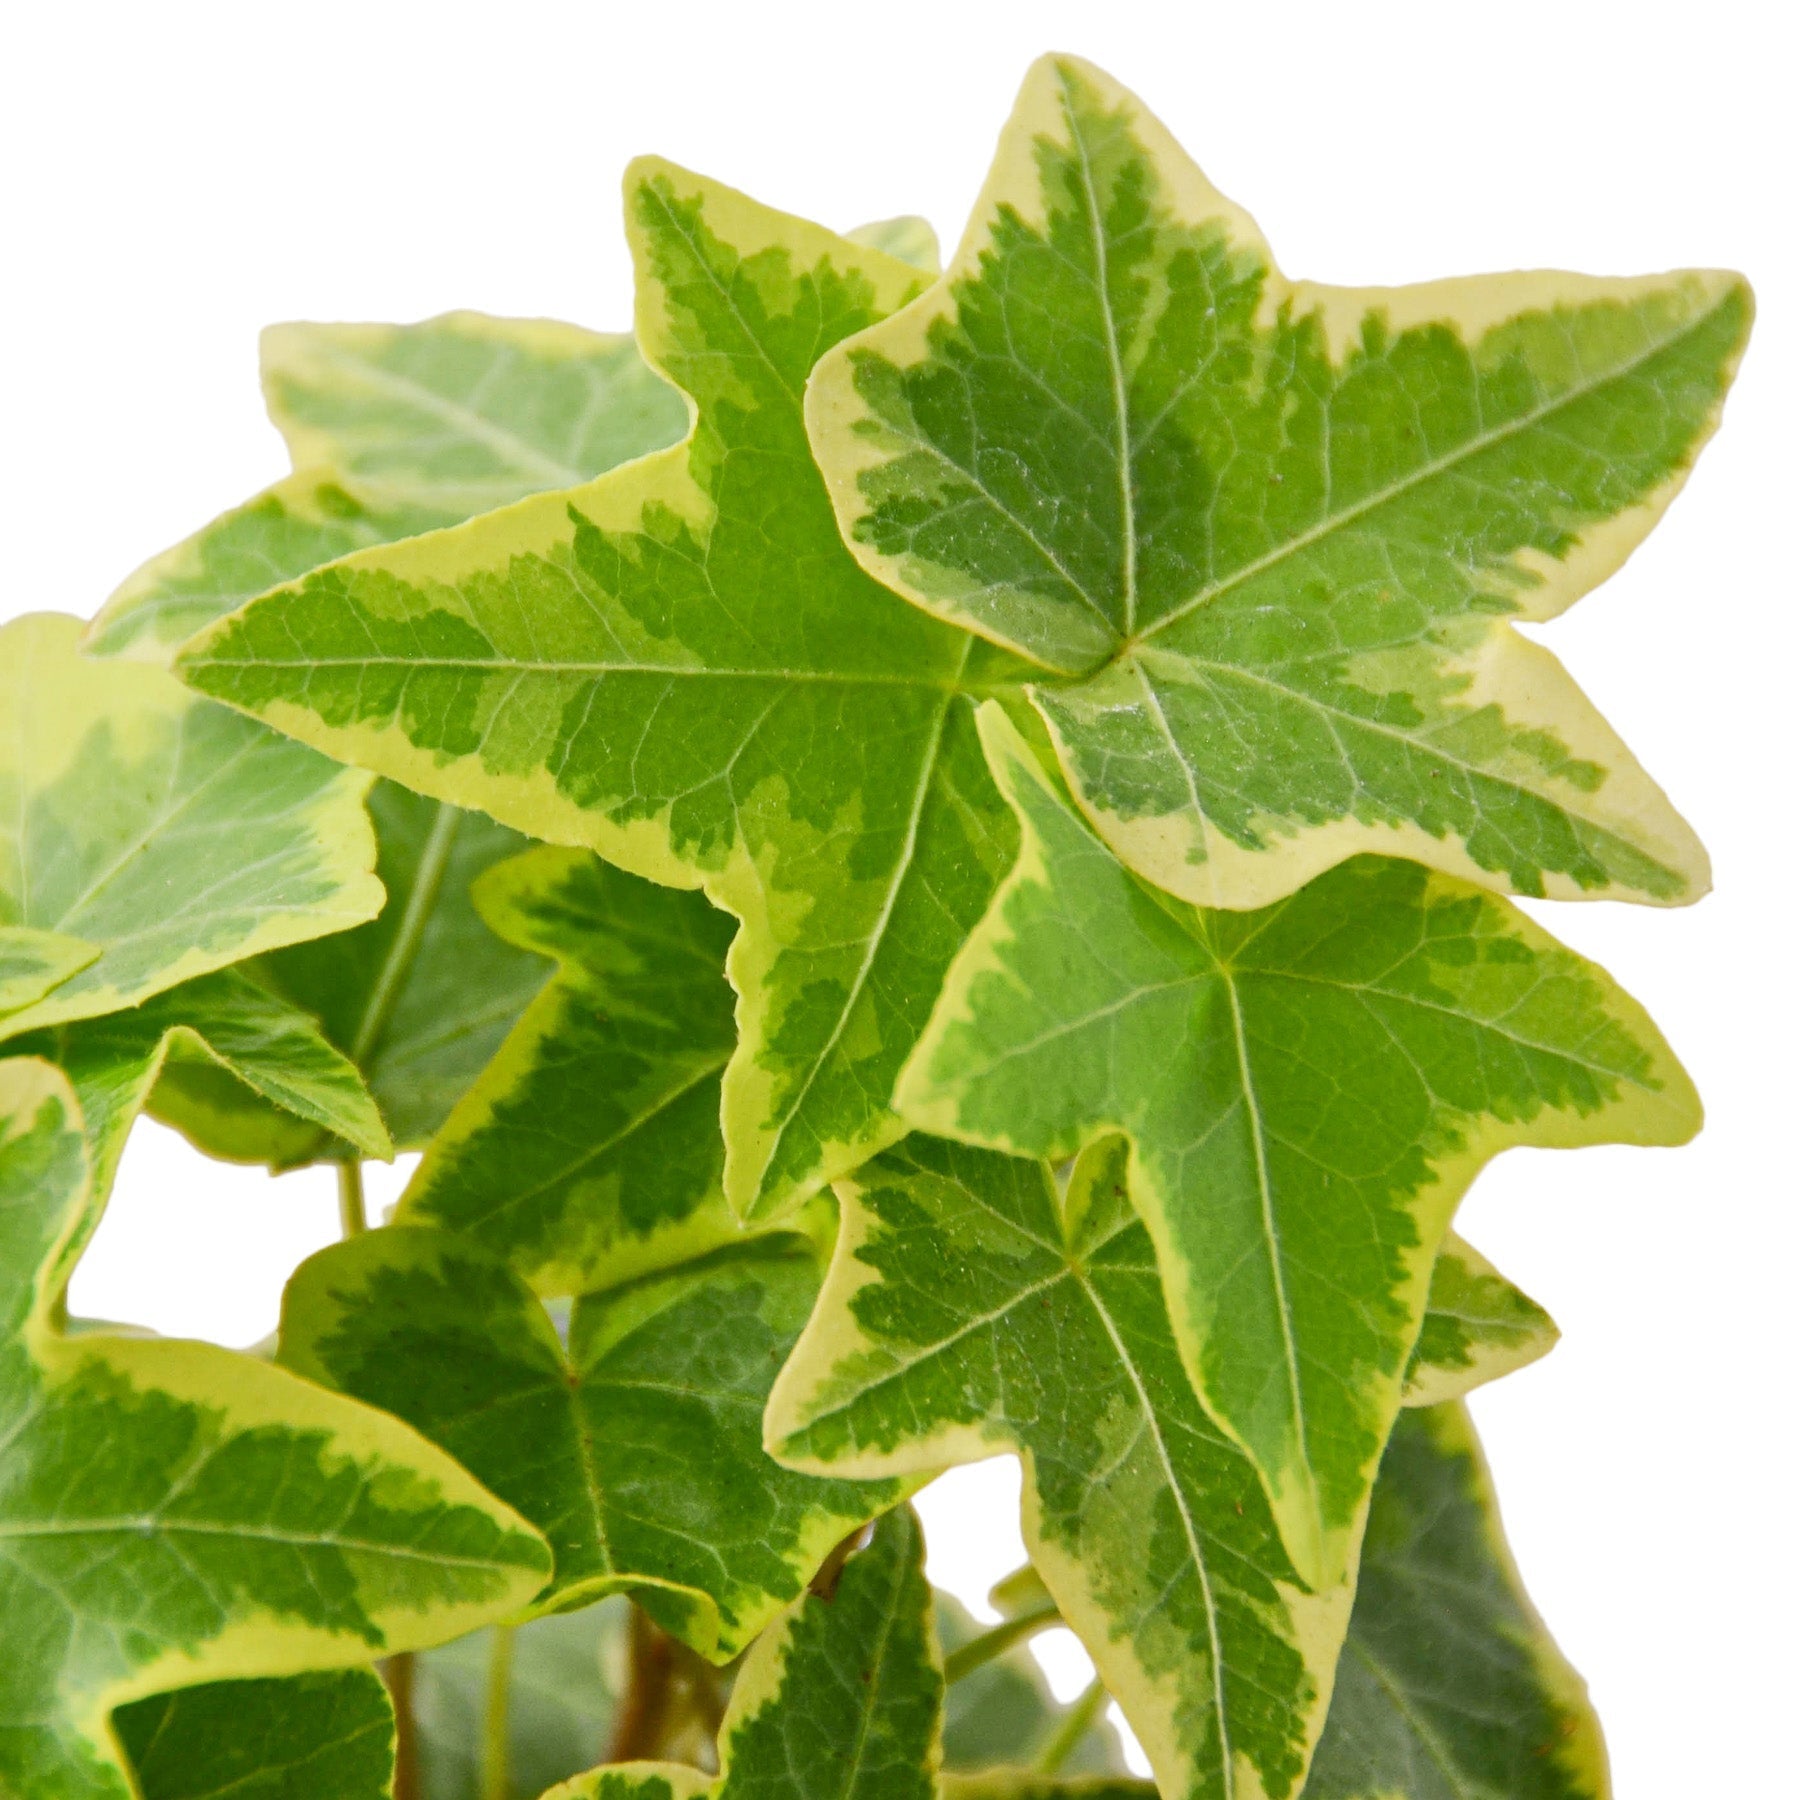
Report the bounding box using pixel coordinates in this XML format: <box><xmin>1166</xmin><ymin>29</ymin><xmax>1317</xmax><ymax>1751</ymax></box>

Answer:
<box><xmin>3</xmin><ymin>2</ymin><xmax>1794</xmax><ymax>1790</ymax></box>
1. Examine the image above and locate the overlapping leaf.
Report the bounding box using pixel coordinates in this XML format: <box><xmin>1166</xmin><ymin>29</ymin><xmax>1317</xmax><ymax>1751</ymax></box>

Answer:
<box><xmin>807</xmin><ymin>55</ymin><xmax>1747</xmax><ymax>913</ymax></box>
<box><xmin>1403</xmin><ymin>1235</ymin><xmax>1555</xmax><ymax>1410</ymax></box>
<box><xmin>89</xmin><ymin>314</ymin><xmax>687</xmax><ymax>663</ymax></box>
<box><xmin>0</xmin><ymin>1059</ymin><xmax>550</xmax><ymax>1800</ymax></box>
<box><xmin>396</xmin><ymin>847</ymin><xmax>740</xmax><ymax>1294</ymax></box>
<box><xmin>115</xmin><ymin>1669</ymin><xmax>395</xmax><ymax>1800</ymax></box>
<box><xmin>0</xmin><ymin>613</ymin><xmax>382</xmax><ymax>1042</ymax></box>
<box><xmin>153</xmin><ymin>784</ymin><xmax>548</xmax><ymax>1166</ymax></box>
<box><xmin>547</xmin><ymin>1506</ymin><xmax>939</xmax><ymax>1800</ymax></box>
<box><xmin>281</xmin><ymin>1221</ymin><xmax>901</xmax><ymax>1659</ymax></box>
<box><xmin>769</xmin><ymin>1135</ymin><xmax>1355</xmax><ymax>1800</ymax></box>
<box><xmin>177</xmin><ymin>164</ymin><xmax>1031</xmax><ymax>1224</ymax></box>
<box><xmin>1302</xmin><ymin>1405</ymin><xmax>1606</xmax><ymax>1800</ymax></box>
<box><xmin>896</xmin><ymin>706</ymin><xmax>1695</xmax><ymax>1589</ymax></box>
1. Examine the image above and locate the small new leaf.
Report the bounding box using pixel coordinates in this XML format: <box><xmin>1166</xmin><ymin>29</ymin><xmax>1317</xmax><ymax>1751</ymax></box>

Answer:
<box><xmin>1303</xmin><ymin>1405</ymin><xmax>1606</xmax><ymax>1800</ymax></box>
<box><xmin>0</xmin><ymin>1059</ymin><xmax>549</xmax><ymax>1800</ymax></box>
<box><xmin>769</xmin><ymin>1136</ymin><xmax>1354</xmax><ymax>1800</ymax></box>
<box><xmin>896</xmin><ymin>705</ymin><xmax>1695</xmax><ymax>1589</ymax></box>
<box><xmin>280</xmin><ymin>1224</ymin><xmax>901</xmax><ymax>1659</ymax></box>
<box><xmin>0</xmin><ymin>614</ymin><xmax>382</xmax><ymax>1042</ymax></box>
<box><xmin>807</xmin><ymin>55</ymin><xmax>1747</xmax><ymax>912</ymax></box>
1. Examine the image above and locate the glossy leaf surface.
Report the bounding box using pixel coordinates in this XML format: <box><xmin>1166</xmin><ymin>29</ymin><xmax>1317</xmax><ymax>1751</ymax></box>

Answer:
<box><xmin>178</xmin><ymin>165</ymin><xmax>1028</xmax><ymax>1224</ymax></box>
<box><xmin>897</xmin><ymin>706</ymin><xmax>1696</xmax><ymax>1588</ymax></box>
<box><xmin>115</xmin><ymin>1668</ymin><xmax>394</xmax><ymax>1800</ymax></box>
<box><xmin>548</xmin><ymin>1506</ymin><xmax>939</xmax><ymax>1800</ymax></box>
<box><xmin>1302</xmin><ymin>1405</ymin><xmax>1606</xmax><ymax>1800</ymax></box>
<box><xmin>0</xmin><ymin>1059</ymin><xmax>549</xmax><ymax>1800</ymax></box>
<box><xmin>281</xmin><ymin>1224</ymin><xmax>899</xmax><ymax>1658</ymax></box>
<box><xmin>0</xmin><ymin>614</ymin><xmax>381</xmax><ymax>1041</ymax></box>
<box><xmin>769</xmin><ymin>1136</ymin><xmax>1353</xmax><ymax>1800</ymax></box>
<box><xmin>397</xmin><ymin>847</ymin><xmax>739</xmax><ymax>1295</ymax></box>
<box><xmin>808</xmin><ymin>56</ymin><xmax>1746</xmax><ymax>912</ymax></box>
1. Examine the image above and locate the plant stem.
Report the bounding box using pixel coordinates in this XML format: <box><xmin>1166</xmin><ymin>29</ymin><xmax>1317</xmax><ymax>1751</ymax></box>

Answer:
<box><xmin>942</xmin><ymin>1598</ymin><xmax>1062</xmax><ymax>1684</ymax></box>
<box><xmin>608</xmin><ymin>1603</ymin><xmax>677</xmax><ymax>1763</ymax></box>
<box><xmin>336</xmin><ymin>1157</ymin><xmax>368</xmax><ymax>1237</ymax></box>
<box><xmin>1035</xmin><ymin>1676</ymin><xmax>1107</xmax><ymax>1775</ymax></box>
<box><xmin>382</xmin><ymin>1652</ymin><xmax>419</xmax><ymax>1800</ymax></box>
<box><xmin>480</xmin><ymin>1624</ymin><xmax>515</xmax><ymax>1800</ymax></box>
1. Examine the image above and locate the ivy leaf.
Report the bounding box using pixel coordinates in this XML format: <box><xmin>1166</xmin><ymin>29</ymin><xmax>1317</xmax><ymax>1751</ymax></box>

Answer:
<box><xmin>152</xmin><ymin>784</ymin><xmax>549</xmax><ymax>1167</ymax></box>
<box><xmin>14</xmin><ymin>966</ymin><xmax>393</xmax><ymax>1188</ymax></box>
<box><xmin>0</xmin><ymin>614</ymin><xmax>382</xmax><ymax>1043</ymax></box>
<box><xmin>846</xmin><ymin>216</ymin><xmax>943</xmax><ymax>272</ymax></box>
<box><xmin>0</xmin><ymin>1059</ymin><xmax>551</xmax><ymax>1800</ymax></box>
<box><xmin>115</xmin><ymin>1668</ymin><xmax>394</xmax><ymax>1800</ymax></box>
<box><xmin>177</xmin><ymin>164</ymin><xmax>1031</xmax><ymax>1225</ymax></box>
<box><xmin>88</xmin><ymin>315</ymin><xmax>687</xmax><ymax>664</ymax></box>
<box><xmin>768</xmin><ymin>1134</ymin><xmax>1354</xmax><ymax>1800</ymax></box>
<box><xmin>1404</xmin><ymin>1235</ymin><xmax>1555</xmax><ymax>1410</ymax></box>
<box><xmin>546</xmin><ymin>1506</ymin><xmax>939</xmax><ymax>1800</ymax></box>
<box><xmin>806</xmin><ymin>55</ymin><xmax>1748</xmax><ymax>913</ymax></box>
<box><xmin>398</xmin><ymin>846</ymin><xmax>739</xmax><ymax>1295</ymax></box>
<box><xmin>0</xmin><ymin>929</ymin><xmax>99</xmax><ymax>1018</ymax></box>
<box><xmin>943</xmin><ymin>1782</ymin><xmax>1153</xmax><ymax>1800</ymax></box>
<box><xmin>1302</xmin><ymin>1404</ymin><xmax>1605</xmax><ymax>1800</ymax></box>
<box><xmin>895</xmin><ymin>705</ymin><xmax>1696</xmax><ymax>1590</ymax></box>
<box><xmin>280</xmin><ymin>1222</ymin><xmax>901</xmax><ymax>1659</ymax></box>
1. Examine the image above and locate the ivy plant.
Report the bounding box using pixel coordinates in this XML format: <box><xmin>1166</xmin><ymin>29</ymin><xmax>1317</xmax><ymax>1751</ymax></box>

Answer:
<box><xmin>0</xmin><ymin>50</ymin><xmax>1746</xmax><ymax>1800</ymax></box>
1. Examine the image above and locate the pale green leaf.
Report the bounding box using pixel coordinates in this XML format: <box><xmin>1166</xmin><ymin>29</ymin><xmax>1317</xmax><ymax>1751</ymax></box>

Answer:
<box><xmin>547</xmin><ymin>1507</ymin><xmax>939</xmax><ymax>1800</ymax></box>
<box><xmin>895</xmin><ymin>705</ymin><xmax>1695</xmax><ymax>1589</ymax></box>
<box><xmin>1302</xmin><ymin>1405</ymin><xmax>1606</xmax><ymax>1800</ymax></box>
<box><xmin>0</xmin><ymin>613</ymin><xmax>382</xmax><ymax>1042</ymax></box>
<box><xmin>769</xmin><ymin>1136</ymin><xmax>1354</xmax><ymax>1800</ymax></box>
<box><xmin>115</xmin><ymin>1668</ymin><xmax>394</xmax><ymax>1800</ymax></box>
<box><xmin>847</xmin><ymin>216</ymin><xmax>943</xmax><ymax>273</ymax></box>
<box><xmin>176</xmin><ymin>165</ymin><xmax>1028</xmax><ymax>1225</ymax></box>
<box><xmin>88</xmin><ymin>315</ymin><xmax>687</xmax><ymax>664</ymax></box>
<box><xmin>0</xmin><ymin>1058</ymin><xmax>550</xmax><ymax>1800</ymax></box>
<box><xmin>280</xmin><ymin>1223</ymin><xmax>901</xmax><ymax>1658</ymax></box>
<box><xmin>807</xmin><ymin>55</ymin><xmax>1748</xmax><ymax>912</ymax></box>
<box><xmin>152</xmin><ymin>785</ymin><xmax>549</xmax><ymax>1167</ymax></box>
<box><xmin>396</xmin><ymin>846</ymin><xmax>740</xmax><ymax>1296</ymax></box>
<box><xmin>0</xmin><ymin>929</ymin><xmax>99</xmax><ymax>1017</ymax></box>
<box><xmin>1405</xmin><ymin>1234</ymin><xmax>1556</xmax><ymax>1410</ymax></box>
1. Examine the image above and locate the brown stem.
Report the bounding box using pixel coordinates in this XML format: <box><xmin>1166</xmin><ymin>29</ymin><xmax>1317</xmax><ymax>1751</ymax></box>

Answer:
<box><xmin>808</xmin><ymin>1522</ymin><xmax>873</xmax><ymax>1602</ymax></box>
<box><xmin>607</xmin><ymin>1604</ymin><xmax>678</xmax><ymax>1764</ymax></box>
<box><xmin>382</xmin><ymin>1653</ymin><xmax>419</xmax><ymax>1800</ymax></box>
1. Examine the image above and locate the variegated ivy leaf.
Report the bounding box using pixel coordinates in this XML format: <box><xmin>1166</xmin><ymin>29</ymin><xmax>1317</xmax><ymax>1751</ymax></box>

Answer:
<box><xmin>88</xmin><ymin>315</ymin><xmax>687</xmax><ymax>664</ymax></box>
<box><xmin>397</xmin><ymin>846</ymin><xmax>739</xmax><ymax>1295</ymax></box>
<box><xmin>178</xmin><ymin>164</ymin><xmax>1032</xmax><ymax>1226</ymax></box>
<box><xmin>152</xmin><ymin>784</ymin><xmax>548</xmax><ymax>1167</ymax></box>
<box><xmin>546</xmin><ymin>1506</ymin><xmax>939</xmax><ymax>1800</ymax></box>
<box><xmin>0</xmin><ymin>613</ymin><xmax>382</xmax><ymax>1042</ymax></box>
<box><xmin>1302</xmin><ymin>1404</ymin><xmax>1605</xmax><ymax>1800</ymax></box>
<box><xmin>807</xmin><ymin>55</ymin><xmax>1748</xmax><ymax>914</ymax></box>
<box><xmin>0</xmin><ymin>1058</ymin><xmax>550</xmax><ymax>1800</ymax></box>
<box><xmin>0</xmin><ymin>929</ymin><xmax>98</xmax><ymax>1019</ymax></box>
<box><xmin>280</xmin><ymin>1222</ymin><xmax>902</xmax><ymax>1660</ymax></box>
<box><xmin>943</xmin><ymin>1782</ymin><xmax>1153</xmax><ymax>1800</ymax></box>
<box><xmin>769</xmin><ymin>1135</ymin><xmax>1355</xmax><ymax>1800</ymax></box>
<box><xmin>895</xmin><ymin>706</ymin><xmax>1695</xmax><ymax>1590</ymax></box>
<box><xmin>115</xmin><ymin>1668</ymin><xmax>394</xmax><ymax>1800</ymax></box>
<box><xmin>846</xmin><ymin>215</ymin><xmax>943</xmax><ymax>273</ymax></box>
<box><xmin>1404</xmin><ymin>1234</ymin><xmax>1556</xmax><ymax>1410</ymax></box>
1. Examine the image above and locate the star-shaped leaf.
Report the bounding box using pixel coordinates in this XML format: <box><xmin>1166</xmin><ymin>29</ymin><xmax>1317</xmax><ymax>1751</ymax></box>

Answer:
<box><xmin>1403</xmin><ymin>1234</ymin><xmax>1555</xmax><ymax>1410</ymax></box>
<box><xmin>280</xmin><ymin>1221</ymin><xmax>902</xmax><ymax>1659</ymax></box>
<box><xmin>806</xmin><ymin>55</ymin><xmax>1748</xmax><ymax>913</ymax></box>
<box><xmin>115</xmin><ymin>1668</ymin><xmax>394</xmax><ymax>1800</ymax></box>
<box><xmin>894</xmin><ymin>706</ymin><xmax>1695</xmax><ymax>1589</ymax></box>
<box><xmin>1302</xmin><ymin>1404</ymin><xmax>1606</xmax><ymax>1800</ymax></box>
<box><xmin>546</xmin><ymin>1506</ymin><xmax>940</xmax><ymax>1800</ymax></box>
<box><xmin>0</xmin><ymin>613</ymin><xmax>382</xmax><ymax>1043</ymax></box>
<box><xmin>88</xmin><ymin>314</ymin><xmax>688</xmax><ymax>664</ymax></box>
<box><xmin>395</xmin><ymin>845</ymin><xmax>741</xmax><ymax>1293</ymax></box>
<box><xmin>152</xmin><ymin>784</ymin><xmax>550</xmax><ymax>1167</ymax></box>
<box><xmin>768</xmin><ymin>1134</ymin><xmax>1356</xmax><ymax>1800</ymax></box>
<box><xmin>0</xmin><ymin>1058</ymin><xmax>550</xmax><ymax>1800</ymax></box>
<box><xmin>177</xmin><ymin>165</ymin><xmax>1032</xmax><ymax>1224</ymax></box>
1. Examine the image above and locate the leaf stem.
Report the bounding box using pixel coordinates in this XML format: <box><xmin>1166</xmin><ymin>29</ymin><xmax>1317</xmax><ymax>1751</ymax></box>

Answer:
<box><xmin>942</xmin><ymin>1598</ymin><xmax>1062</xmax><ymax>1684</ymax></box>
<box><xmin>336</xmin><ymin>1157</ymin><xmax>367</xmax><ymax>1237</ymax></box>
<box><xmin>382</xmin><ymin>1653</ymin><xmax>419</xmax><ymax>1800</ymax></box>
<box><xmin>480</xmin><ymin>1623</ymin><xmax>515</xmax><ymax>1800</ymax></box>
<box><xmin>1035</xmin><ymin>1675</ymin><xmax>1107</xmax><ymax>1775</ymax></box>
<box><xmin>608</xmin><ymin>1602</ymin><xmax>678</xmax><ymax>1762</ymax></box>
